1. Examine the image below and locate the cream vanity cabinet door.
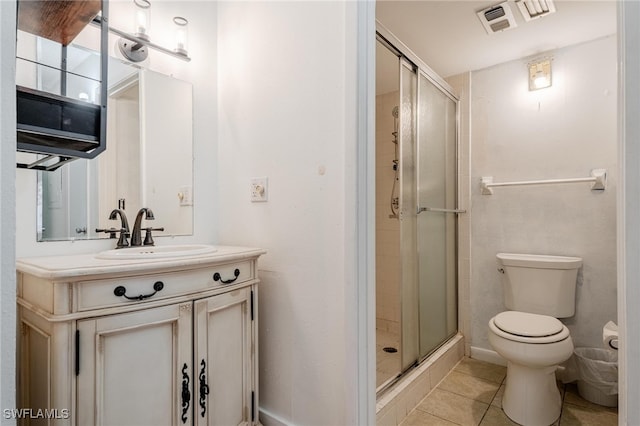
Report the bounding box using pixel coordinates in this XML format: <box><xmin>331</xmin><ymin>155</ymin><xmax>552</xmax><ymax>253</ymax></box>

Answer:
<box><xmin>76</xmin><ymin>302</ymin><xmax>194</xmax><ymax>426</ymax></box>
<box><xmin>194</xmin><ymin>287</ymin><xmax>256</xmax><ymax>426</ymax></box>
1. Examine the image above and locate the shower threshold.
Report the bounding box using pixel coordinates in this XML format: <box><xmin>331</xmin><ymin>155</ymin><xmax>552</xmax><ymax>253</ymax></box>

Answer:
<box><xmin>376</xmin><ymin>334</ymin><xmax>464</xmax><ymax>423</ymax></box>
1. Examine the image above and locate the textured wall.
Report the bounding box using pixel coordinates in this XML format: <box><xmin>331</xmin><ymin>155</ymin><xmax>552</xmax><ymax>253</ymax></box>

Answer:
<box><xmin>469</xmin><ymin>36</ymin><xmax>618</xmax><ymax>352</ymax></box>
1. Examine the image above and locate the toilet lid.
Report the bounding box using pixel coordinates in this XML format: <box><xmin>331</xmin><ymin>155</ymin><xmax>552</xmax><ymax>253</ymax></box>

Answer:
<box><xmin>494</xmin><ymin>311</ymin><xmax>564</xmax><ymax>337</ymax></box>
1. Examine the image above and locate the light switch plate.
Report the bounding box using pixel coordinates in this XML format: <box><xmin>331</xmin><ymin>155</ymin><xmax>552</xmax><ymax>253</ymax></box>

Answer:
<box><xmin>179</xmin><ymin>186</ymin><xmax>193</xmax><ymax>206</ymax></box>
<box><xmin>250</xmin><ymin>177</ymin><xmax>268</xmax><ymax>202</ymax></box>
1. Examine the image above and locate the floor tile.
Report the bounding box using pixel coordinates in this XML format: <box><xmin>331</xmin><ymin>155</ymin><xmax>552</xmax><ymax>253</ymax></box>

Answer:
<box><xmin>416</xmin><ymin>388</ymin><xmax>489</xmax><ymax>426</ymax></box>
<box><xmin>479</xmin><ymin>406</ymin><xmax>519</xmax><ymax>426</ymax></box>
<box><xmin>491</xmin><ymin>384</ymin><xmax>505</xmax><ymax>408</ymax></box>
<box><xmin>563</xmin><ymin>383</ymin><xmax>618</xmax><ymax>413</ymax></box>
<box><xmin>399</xmin><ymin>409</ymin><xmax>458</xmax><ymax>426</ymax></box>
<box><xmin>455</xmin><ymin>357</ymin><xmax>507</xmax><ymax>384</ymax></box>
<box><xmin>437</xmin><ymin>370</ymin><xmax>500</xmax><ymax>404</ymax></box>
<box><xmin>380</xmin><ymin>356</ymin><xmax>619</xmax><ymax>426</ymax></box>
<box><xmin>559</xmin><ymin>402</ymin><xmax>618</xmax><ymax>426</ymax></box>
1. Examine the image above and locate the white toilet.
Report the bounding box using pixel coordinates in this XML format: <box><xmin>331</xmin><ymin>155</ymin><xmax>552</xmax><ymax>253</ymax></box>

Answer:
<box><xmin>488</xmin><ymin>253</ymin><xmax>582</xmax><ymax>426</ymax></box>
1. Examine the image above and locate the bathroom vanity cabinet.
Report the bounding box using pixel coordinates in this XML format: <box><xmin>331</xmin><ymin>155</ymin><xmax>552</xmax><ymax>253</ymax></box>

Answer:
<box><xmin>16</xmin><ymin>246</ymin><xmax>265</xmax><ymax>426</ymax></box>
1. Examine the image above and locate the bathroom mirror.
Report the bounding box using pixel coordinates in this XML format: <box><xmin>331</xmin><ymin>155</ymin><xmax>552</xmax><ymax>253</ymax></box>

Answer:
<box><xmin>35</xmin><ymin>48</ymin><xmax>193</xmax><ymax>241</ymax></box>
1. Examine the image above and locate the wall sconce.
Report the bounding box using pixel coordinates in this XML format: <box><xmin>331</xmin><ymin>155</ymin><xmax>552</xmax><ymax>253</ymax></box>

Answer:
<box><xmin>528</xmin><ymin>59</ymin><xmax>552</xmax><ymax>91</ymax></box>
<box><xmin>106</xmin><ymin>0</ymin><xmax>191</xmax><ymax>63</ymax></box>
<box><xmin>173</xmin><ymin>17</ymin><xmax>189</xmax><ymax>56</ymax></box>
<box><xmin>134</xmin><ymin>0</ymin><xmax>151</xmax><ymax>40</ymax></box>
<box><xmin>118</xmin><ymin>0</ymin><xmax>151</xmax><ymax>62</ymax></box>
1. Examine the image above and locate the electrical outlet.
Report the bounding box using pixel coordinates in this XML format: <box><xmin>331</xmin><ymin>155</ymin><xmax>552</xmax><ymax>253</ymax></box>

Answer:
<box><xmin>250</xmin><ymin>177</ymin><xmax>268</xmax><ymax>202</ymax></box>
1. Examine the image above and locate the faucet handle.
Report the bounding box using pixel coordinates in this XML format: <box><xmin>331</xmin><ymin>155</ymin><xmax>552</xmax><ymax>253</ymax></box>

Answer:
<box><xmin>96</xmin><ymin>227</ymin><xmax>119</xmax><ymax>239</ymax></box>
<box><xmin>143</xmin><ymin>227</ymin><xmax>165</xmax><ymax>246</ymax></box>
<box><xmin>116</xmin><ymin>229</ymin><xmax>130</xmax><ymax>248</ymax></box>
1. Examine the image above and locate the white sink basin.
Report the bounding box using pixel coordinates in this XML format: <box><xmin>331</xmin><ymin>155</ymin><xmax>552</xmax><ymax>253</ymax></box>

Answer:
<box><xmin>96</xmin><ymin>244</ymin><xmax>218</xmax><ymax>260</ymax></box>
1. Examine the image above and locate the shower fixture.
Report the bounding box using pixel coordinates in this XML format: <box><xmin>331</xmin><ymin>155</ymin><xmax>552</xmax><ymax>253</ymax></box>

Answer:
<box><xmin>390</xmin><ymin>106</ymin><xmax>400</xmax><ymax>218</ymax></box>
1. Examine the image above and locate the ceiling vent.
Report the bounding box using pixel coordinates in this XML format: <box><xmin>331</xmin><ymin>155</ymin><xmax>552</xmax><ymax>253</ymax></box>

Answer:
<box><xmin>477</xmin><ymin>1</ymin><xmax>518</xmax><ymax>35</ymax></box>
<box><xmin>516</xmin><ymin>0</ymin><xmax>556</xmax><ymax>21</ymax></box>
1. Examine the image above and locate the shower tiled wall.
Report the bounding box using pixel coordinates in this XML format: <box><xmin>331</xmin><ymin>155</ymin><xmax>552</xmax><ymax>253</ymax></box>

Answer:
<box><xmin>376</xmin><ymin>91</ymin><xmax>401</xmax><ymax>335</ymax></box>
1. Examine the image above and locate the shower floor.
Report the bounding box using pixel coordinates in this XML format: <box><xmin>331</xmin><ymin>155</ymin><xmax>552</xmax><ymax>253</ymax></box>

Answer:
<box><xmin>376</xmin><ymin>327</ymin><xmax>401</xmax><ymax>389</ymax></box>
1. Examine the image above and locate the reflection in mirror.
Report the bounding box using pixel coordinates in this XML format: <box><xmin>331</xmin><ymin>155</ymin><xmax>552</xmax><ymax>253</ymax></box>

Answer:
<box><xmin>37</xmin><ymin>54</ymin><xmax>193</xmax><ymax>241</ymax></box>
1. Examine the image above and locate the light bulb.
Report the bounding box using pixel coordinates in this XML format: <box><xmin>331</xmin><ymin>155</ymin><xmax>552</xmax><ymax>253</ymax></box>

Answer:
<box><xmin>173</xmin><ymin>17</ymin><xmax>189</xmax><ymax>55</ymax></box>
<box><xmin>533</xmin><ymin>72</ymin><xmax>549</xmax><ymax>89</ymax></box>
<box><xmin>134</xmin><ymin>0</ymin><xmax>151</xmax><ymax>41</ymax></box>
<box><xmin>528</xmin><ymin>59</ymin><xmax>552</xmax><ymax>91</ymax></box>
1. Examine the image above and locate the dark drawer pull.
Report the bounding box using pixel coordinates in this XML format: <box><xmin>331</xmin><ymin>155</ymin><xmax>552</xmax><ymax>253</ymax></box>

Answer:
<box><xmin>181</xmin><ymin>363</ymin><xmax>190</xmax><ymax>423</ymax></box>
<box><xmin>113</xmin><ymin>281</ymin><xmax>164</xmax><ymax>300</ymax></box>
<box><xmin>199</xmin><ymin>359</ymin><xmax>209</xmax><ymax>417</ymax></box>
<box><xmin>213</xmin><ymin>268</ymin><xmax>240</xmax><ymax>284</ymax></box>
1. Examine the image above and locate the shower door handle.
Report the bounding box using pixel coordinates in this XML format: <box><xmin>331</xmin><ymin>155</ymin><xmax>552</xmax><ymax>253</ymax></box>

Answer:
<box><xmin>417</xmin><ymin>206</ymin><xmax>466</xmax><ymax>214</ymax></box>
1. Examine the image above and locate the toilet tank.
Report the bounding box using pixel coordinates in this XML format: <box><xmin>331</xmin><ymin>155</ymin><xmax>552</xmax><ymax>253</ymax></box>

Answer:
<box><xmin>497</xmin><ymin>253</ymin><xmax>582</xmax><ymax>318</ymax></box>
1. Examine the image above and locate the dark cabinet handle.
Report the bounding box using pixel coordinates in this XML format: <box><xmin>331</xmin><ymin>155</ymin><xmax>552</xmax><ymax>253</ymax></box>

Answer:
<box><xmin>181</xmin><ymin>363</ymin><xmax>190</xmax><ymax>423</ymax></box>
<box><xmin>199</xmin><ymin>359</ymin><xmax>210</xmax><ymax>417</ymax></box>
<box><xmin>213</xmin><ymin>268</ymin><xmax>240</xmax><ymax>284</ymax></box>
<box><xmin>113</xmin><ymin>281</ymin><xmax>164</xmax><ymax>301</ymax></box>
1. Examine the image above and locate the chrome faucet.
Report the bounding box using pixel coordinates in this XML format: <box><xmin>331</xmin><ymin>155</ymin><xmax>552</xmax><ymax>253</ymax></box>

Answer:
<box><xmin>131</xmin><ymin>208</ymin><xmax>155</xmax><ymax>246</ymax></box>
<box><xmin>105</xmin><ymin>209</ymin><xmax>130</xmax><ymax>248</ymax></box>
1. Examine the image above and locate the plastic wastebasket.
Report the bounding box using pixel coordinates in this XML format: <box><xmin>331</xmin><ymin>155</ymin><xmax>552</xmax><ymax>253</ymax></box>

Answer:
<box><xmin>573</xmin><ymin>347</ymin><xmax>618</xmax><ymax>407</ymax></box>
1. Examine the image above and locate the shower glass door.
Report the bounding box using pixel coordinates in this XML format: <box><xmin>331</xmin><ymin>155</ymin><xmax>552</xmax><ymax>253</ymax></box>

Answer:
<box><xmin>416</xmin><ymin>71</ymin><xmax>458</xmax><ymax>359</ymax></box>
<box><xmin>399</xmin><ymin>58</ymin><xmax>419</xmax><ymax>372</ymax></box>
<box><xmin>375</xmin><ymin>31</ymin><xmax>459</xmax><ymax>394</ymax></box>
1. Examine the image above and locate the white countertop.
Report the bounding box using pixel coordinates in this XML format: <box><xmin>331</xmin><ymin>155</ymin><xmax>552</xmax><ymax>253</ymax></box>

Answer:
<box><xmin>17</xmin><ymin>245</ymin><xmax>266</xmax><ymax>281</ymax></box>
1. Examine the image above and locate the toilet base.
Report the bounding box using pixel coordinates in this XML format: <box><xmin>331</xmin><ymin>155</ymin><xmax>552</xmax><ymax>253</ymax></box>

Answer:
<box><xmin>502</xmin><ymin>361</ymin><xmax>562</xmax><ymax>426</ymax></box>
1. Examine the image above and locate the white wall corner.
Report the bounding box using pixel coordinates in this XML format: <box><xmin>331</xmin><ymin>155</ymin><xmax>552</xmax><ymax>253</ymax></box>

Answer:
<box><xmin>618</xmin><ymin>1</ymin><xmax>640</xmax><ymax>424</ymax></box>
<box><xmin>352</xmin><ymin>1</ymin><xmax>377</xmax><ymax>425</ymax></box>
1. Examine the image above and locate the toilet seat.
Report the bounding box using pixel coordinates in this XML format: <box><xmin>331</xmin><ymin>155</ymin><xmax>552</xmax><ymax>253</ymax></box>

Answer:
<box><xmin>490</xmin><ymin>311</ymin><xmax>570</xmax><ymax>344</ymax></box>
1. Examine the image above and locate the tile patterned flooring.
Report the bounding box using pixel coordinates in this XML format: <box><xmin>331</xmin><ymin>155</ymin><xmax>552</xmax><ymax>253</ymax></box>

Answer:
<box><xmin>399</xmin><ymin>358</ymin><xmax>618</xmax><ymax>426</ymax></box>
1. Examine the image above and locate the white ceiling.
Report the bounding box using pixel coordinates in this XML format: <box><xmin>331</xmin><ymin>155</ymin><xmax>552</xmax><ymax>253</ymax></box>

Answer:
<box><xmin>375</xmin><ymin>0</ymin><xmax>616</xmax><ymax>94</ymax></box>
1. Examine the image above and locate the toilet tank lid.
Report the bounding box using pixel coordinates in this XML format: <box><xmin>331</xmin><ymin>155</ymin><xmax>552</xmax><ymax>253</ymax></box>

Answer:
<box><xmin>497</xmin><ymin>253</ymin><xmax>582</xmax><ymax>269</ymax></box>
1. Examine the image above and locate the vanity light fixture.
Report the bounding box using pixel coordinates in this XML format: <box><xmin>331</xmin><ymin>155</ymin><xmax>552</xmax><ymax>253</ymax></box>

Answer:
<box><xmin>108</xmin><ymin>0</ymin><xmax>191</xmax><ymax>63</ymax></box>
<box><xmin>118</xmin><ymin>0</ymin><xmax>151</xmax><ymax>62</ymax></box>
<box><xmin>528</xmin><ymin>59</ymin><xmax>552</xmax><ymax>91</ymax></box>
<box><xmin>133</xmin><ymin>0</ymin><xmax>151</xmax><ymax>40</ymax></box>
<box><xmin>173</xmin><ymin>17</ymin><xmax>189</xmax><ymax>56</ymax></box>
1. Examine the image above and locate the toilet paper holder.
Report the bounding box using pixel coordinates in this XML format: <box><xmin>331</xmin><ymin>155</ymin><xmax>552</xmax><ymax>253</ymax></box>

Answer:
<box><xmin>603</xmin><ymin>321</ymin><xmax>618</xmax><ymax>350</ymax></box>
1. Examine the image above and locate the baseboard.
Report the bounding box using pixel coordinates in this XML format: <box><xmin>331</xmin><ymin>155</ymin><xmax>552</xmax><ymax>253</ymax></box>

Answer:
<box><xmin>470</xmin><ymin>346</ymin><xmax>507</xmax><ymax>366</ymax></box>
<box><xmin>259</xmin><ymin>408</ymin><xmax>292</xmax><ymax>426</ymax></box>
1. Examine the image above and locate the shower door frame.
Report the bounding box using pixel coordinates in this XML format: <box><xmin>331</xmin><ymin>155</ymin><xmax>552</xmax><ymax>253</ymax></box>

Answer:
<box><xmin>376</xmin><ymin>23</ymin><xmax>461</xmax><ymax>388</ymax></box>
<box><xmin>414</xmin><ymin>66</ymin><xmax>460</xmax><ymax>362</ymax></box>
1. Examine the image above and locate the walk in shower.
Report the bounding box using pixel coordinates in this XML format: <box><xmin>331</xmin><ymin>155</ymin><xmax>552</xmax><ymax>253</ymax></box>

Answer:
<box><xmin>375</xmin><ymin>30</ymin><xmax>459</xmax><ymax>392</ymax></box>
